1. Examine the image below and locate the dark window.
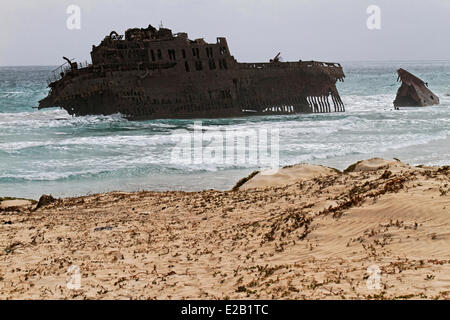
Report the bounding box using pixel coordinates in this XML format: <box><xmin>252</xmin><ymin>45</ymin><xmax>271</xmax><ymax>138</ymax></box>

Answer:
<box><xmin>209</xmin><ymin>59</ymin><xmax>216</xmax><ymax>70</ymax></box>
<box><xmin>195</xmin><ymin>61</ymin><xmax>203</xmax><ymax>71</ymax></box>
<box><xmin>206</xmin><ymin>47</ymin><xmax>213</xmax><ymax>57</ymax></box>
<box><xmin>150</xmin><ymin>50</ymin><xmax>155</xmax><ymax>61</ymax></box>
<box><xmin>168</xmin><ymin>49</ymin><xmax>176</xmax><ymax>60</ymax></box>
<box><xmin>182</xmin><ymin>49</ymin><xmax>186</xmax><ymax>59</ymax></box>
<box><xmin>157</xmin><ymin>49</ymin><xmax>162</xmax><ymax>60</ymax></box>
<box><xmin>185</xmin><ymin>61</ymin><xmax>190</xmax><ymax>72</ymax></box>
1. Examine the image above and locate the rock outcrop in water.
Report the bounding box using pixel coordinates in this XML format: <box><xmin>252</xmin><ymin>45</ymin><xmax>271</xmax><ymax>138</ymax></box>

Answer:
<box><xmin>394</xmin><ymin>68</ymin><xmax>439</xmax><ymax>108</ymax></box>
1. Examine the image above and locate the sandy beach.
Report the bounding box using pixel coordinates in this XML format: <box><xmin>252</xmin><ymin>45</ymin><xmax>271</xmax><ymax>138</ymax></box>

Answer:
<box><xmin>0</xmin><ymin>158</ymin><xmax>449</xmax><ymax>300</ymax></box>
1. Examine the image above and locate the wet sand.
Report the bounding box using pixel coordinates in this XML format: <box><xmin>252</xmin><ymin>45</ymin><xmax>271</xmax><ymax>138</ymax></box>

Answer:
<box><xmin>0</xmin><ymin>158</ymin><xmax>449</xmax><ymax>299</ymax></box>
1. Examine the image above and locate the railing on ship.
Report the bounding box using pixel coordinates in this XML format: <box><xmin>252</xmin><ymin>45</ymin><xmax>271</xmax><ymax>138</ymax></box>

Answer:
<box><xmin>239</xmin><ymin>60</ymin><xmax>342</xmax><ymax>69</ymax></box>
<box><xmin>46</xmin><ymin>60</ymin><xmax>91</xmax><ymax>85</ymax></box>
<box><xmin>238</xmin><ymin>60</ymin><xmax>345</xmax><ymax>81</ymax></box>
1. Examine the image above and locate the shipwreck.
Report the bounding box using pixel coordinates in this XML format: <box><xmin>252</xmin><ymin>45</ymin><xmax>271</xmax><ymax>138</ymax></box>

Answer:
<box><xmin>394</xmin><ymin>68</ymin><xmax>439</xmax><ymax>108</ymax></box>
<box><xmin>39</xmin><ymin>25</ymin><xmax>346</xmax><ymax>120</ymax></box>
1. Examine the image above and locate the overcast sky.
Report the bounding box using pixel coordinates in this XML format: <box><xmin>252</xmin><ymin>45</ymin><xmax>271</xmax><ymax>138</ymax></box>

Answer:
<box><xmin>1</xmin><ymin>0</ymin><xmax>449</xmax><ymax>66</ymax></box>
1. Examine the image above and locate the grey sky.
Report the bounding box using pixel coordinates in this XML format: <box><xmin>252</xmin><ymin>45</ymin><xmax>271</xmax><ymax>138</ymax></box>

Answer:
<box><xmin>1</xmin><ymin>0</ymin><xmax>449</xmax><ymax>66</ymax></box>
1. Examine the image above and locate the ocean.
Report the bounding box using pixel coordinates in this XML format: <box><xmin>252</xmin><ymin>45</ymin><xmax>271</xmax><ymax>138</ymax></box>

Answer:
<box><xmin>0</xmin><ymin>61</ymin><xmax>449</xmax><ymax>199</ymax></box>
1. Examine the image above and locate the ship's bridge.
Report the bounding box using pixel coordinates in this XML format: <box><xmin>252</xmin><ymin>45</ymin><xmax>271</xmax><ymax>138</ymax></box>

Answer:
<box><xmin>89</xmin><ymin>25</ymin><xmax>232</xmax><ymax>72</ymax></box>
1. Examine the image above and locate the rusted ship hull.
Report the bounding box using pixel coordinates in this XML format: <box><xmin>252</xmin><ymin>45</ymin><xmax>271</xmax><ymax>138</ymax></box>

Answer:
<box><xmin>39</xmin><ymin>26</ymin><xmax>345</xmax><ymax>120</ymax></box>
<box><xmin>40</xmin><ymin>62</ymin><xmax>345</xmax><ymax>120</ymax></box>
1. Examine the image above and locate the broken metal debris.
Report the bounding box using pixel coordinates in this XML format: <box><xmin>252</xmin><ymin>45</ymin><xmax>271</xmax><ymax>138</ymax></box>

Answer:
<box><xmin>394</xmin><ymin>68</ymin><xmax>439</xmax><ymax>108</ymax></box>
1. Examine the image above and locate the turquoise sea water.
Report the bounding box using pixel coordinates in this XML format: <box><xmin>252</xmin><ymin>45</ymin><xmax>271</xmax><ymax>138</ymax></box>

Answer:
<box><xmin>0</xmin><ymin>61</ymin><xmax>449</xmax><ymax>199</ymax></box>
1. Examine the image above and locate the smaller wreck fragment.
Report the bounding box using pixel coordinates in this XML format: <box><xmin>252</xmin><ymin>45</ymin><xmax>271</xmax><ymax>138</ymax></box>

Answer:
<box><xmin>394</xmin><ymin>68</ymin><xmax>439</xmax><ymax>108</ymax></box>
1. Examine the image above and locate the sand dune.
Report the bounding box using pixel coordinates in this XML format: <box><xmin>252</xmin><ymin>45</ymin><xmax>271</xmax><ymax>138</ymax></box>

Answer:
<box><xmin>0</xmin><ymin>199</ymin><xmax>33</xmax><ymax>210</ymax></box>
<box><xmin>0</xmin><ymin>158</ymin><xmax>449</xmax><ymax>299</ymax></box>
<box><xmin>238</xmin><ymin>164</ymin><xmax>339</xmax><ymax>190</ymax></box>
